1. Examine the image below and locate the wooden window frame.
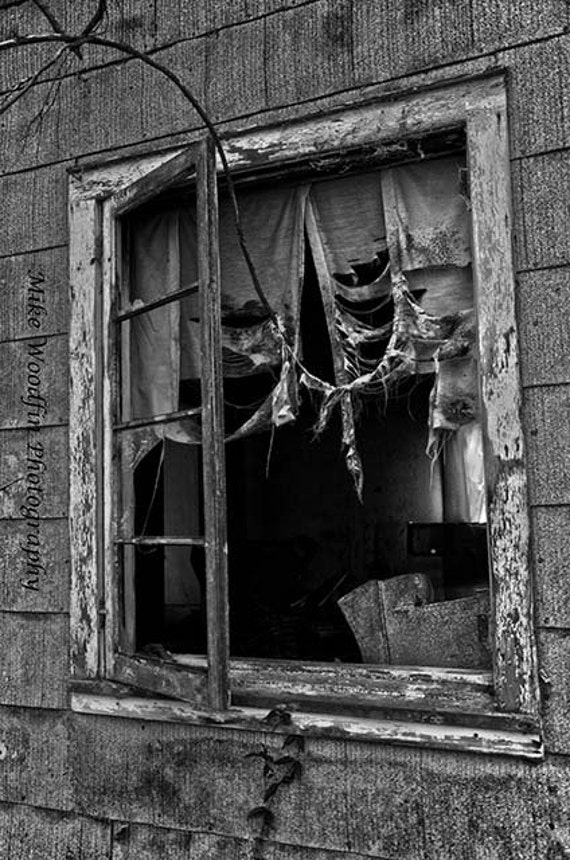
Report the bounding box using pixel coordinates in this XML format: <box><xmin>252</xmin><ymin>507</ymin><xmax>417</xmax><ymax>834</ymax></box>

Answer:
<box><xmin>69</xmin><ymin>74</ymin><xmax>542</xmax><ymax>758</ymax></box>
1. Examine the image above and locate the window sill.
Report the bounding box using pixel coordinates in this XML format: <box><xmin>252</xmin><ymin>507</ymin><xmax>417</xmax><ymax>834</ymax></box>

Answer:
<box><xmin>69</xmin><ymin>690</ymin><xmax>543</xmax><ymax>761</ymax></box>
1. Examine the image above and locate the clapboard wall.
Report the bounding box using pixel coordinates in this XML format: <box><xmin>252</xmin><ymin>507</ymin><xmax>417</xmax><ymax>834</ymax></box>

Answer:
<box><xmin>0</xmin><ymin>1</ymin><xmax>569</xmax><ymax>857</ymax></box>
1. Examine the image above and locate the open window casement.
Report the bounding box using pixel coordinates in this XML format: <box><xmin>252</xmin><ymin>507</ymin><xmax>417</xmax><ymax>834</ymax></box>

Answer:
<box><xmin>69</xmin><ymin>75</ymin><xmax>542</xmax><ymax>758</ymax></box>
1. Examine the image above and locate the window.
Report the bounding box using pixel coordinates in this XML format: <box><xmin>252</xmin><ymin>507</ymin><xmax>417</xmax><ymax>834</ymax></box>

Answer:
<box><xmin>69</xmin><ymin>75</ymin><xmax>542</xmax><ymax>757</ymax></box>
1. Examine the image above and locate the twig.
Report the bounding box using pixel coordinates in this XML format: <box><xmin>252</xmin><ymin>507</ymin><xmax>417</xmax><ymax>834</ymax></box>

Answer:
<box><xmin>30</xmin><ymin>0</ymin><xmax>64</xmax><ymax>34</ymax></box>
<box><xmin>0</xmin><ymin>43</ymin><xmax>68</xmax><ymax>118</ymax></box>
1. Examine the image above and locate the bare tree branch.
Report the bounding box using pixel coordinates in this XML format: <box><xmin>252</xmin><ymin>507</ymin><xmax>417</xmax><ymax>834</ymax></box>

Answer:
<box><xmin>30</xmin><ymin>0</ymin><xmax>64</xmax><ymax>34</ymax></box>
<box><xmin>0</xmin><ymin>42</ymin><xmax>67</xmax><ymax>118</ymax></box>
<box><xmin>81</xmin><ymin>0</ymin><xmax>107</xmax><ymax>36</ymax></box>
<box><xmin>0</xmin><ymin>15</ymin><xmax>275</xmax><ymax>322</ymax></box>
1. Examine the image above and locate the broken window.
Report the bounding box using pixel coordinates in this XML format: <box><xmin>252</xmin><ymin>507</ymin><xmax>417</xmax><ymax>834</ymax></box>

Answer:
<box><xmin>118</xmin><ymin>144</ymin><xmax>490</xmax><ymax>674</ymax></box>
<box><xmin>69</xmin><ymin>78</ymin><xmax>541</xmax><ymax>754</ymax></box>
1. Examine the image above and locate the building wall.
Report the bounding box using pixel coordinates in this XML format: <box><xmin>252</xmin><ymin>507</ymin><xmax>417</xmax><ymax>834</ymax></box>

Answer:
<box><xmin>0</xmin><ymin>1</ymin><xmax>569</xmax><ymax>857</ymax></box>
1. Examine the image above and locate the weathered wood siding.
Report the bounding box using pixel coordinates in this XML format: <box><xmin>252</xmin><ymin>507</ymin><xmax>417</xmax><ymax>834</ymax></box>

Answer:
<box><xmin>0</xmin><ymin>1</ymin><xmax>569</xmax><ymax>857</ymax></box>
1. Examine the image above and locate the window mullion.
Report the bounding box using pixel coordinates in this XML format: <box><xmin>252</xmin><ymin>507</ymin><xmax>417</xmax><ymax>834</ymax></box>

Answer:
<box><xmin>197</xmin><ymin>135</ymin><xmax>230</xmax><ymax>710</ymax></box>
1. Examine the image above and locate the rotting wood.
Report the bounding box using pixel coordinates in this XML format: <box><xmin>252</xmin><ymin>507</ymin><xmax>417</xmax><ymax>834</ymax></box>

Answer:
<box><xmin>468</xmin><ymin>102</ymin><xmax>539</xmax><ymax>715</ymax></box>
<box><xmin>173</xmin><ymin>655</ymin><xmax>499</xmax><ymax>717</ymax></box>
<box><xmin>197</xmin><ymin>135</ymin><xmax>230</xmax><ymax>711</ymax></box>
<box><xmin>69</xmin><ymin>196</ymin><xmax>100</xmax><ymax>677</ymax></box>
<box><xmin>111</xmin><ymin>653</ymin><xmax>209</xmax><ymax>710</ymax></box>
<box><xmin>70</xmin><ymin>693</ymin><xmax>543</xmax><ymax>759</ymax></box>
<box><xmin>68</xmin><ymin>74</ymin><xmax>541</xmax><ymax>744</ymax></box>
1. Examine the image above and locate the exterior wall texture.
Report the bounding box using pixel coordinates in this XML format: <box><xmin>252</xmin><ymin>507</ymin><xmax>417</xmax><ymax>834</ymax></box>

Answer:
<box><xmin>0</xmin><ymin>1</ymin><xmax>569</xmax><ymax>857</ymax></box>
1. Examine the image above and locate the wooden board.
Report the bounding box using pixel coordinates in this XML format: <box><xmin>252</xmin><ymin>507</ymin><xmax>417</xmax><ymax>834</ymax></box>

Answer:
<box><xmin>353</xmin><ymin>0</ymin><xmax>473</xmax><ymax>85</ymax></box>
<box><xmin>472</xmin><ymin>0</ymin><xmax>568</xmax><ymax>51</ymax></box>
<box><xmin>0</xmin><ymin>613</ymin><xmax>68</xmax><ymax>709</ymax></box>
<box><xmin>0</xmin><ymin>247</ymin><xmax>68</xmax><ymax>342</ymax></box>
<box><xmin>420</xmin><ymin>747</ymin><xmax>551</xmax><ymax>858</ymax></box>
<box><xmin>111</xmin><ymin>820</ymin><xmax>381</xmax><ymax>860</ymax></box>
<box><xmin>524</xmin><ymin>385</ymin><xmax>570</xmax><ymax>507</ymax></box>
<box><xmin>0</xmin><ymin>706</ymin><xmax>71</xmax><ymax>810</ymax></box>
<box><xmin>0</xmin><ymin>519</ymin><xmax>69</xmax><ymax>612</ymax></box>
<box><xmin>0</xmin><ymin>426</ymin><xmax>68</xmax><ymax>519</ymax></box>
<box><xmin>518</xmin><ymin>267</ymin><xmax>570</xmax><ymax>388</ymax></box>
<box><xmin>68</xmin><ymin>710</ymin><xmax>553</xmax><ymax>856</ymax></box>
<box><xmin>512</xmin><ymin>151</ymin><xmax>570</xmax><ymax>271</ymax></box>
<box><xmin>141</xmin><ymin>38</ymin><xmax>207</xmax><ymax>139</ymax></box>
<box><xmin>505</xmin><ymin>35</ymin><xmax>570</xmax><ymax>159</ymax></box>
<box><xmin>205</xmin><ymin>18</ymin><xmax>266</xmax><ymax>120</ymax></box>
<box><xmin>265</xmin><ymin>1</ymin><xmax>354</xmax><ymax>106</ymax></box>
<box><xmin>0</xmin><ymin>165</ymin><xmax>68</xmax><ymax>257</ymax></box>
<box><xmin>0</xmin><ymin>334</ymin><xmax>68</xmax><ymax>429</ymax></box>
<box><xmin>537</xmin><ymin>628</ymin><xmax>570</xmax><ymax>755</ymax></box>
<box><xmin>0</xmin><ymin>801</ymin><xmax>110</xmax><ymax>860</ymax></box>
<box><xmin>531</xmin><ymin>507</ymin><xmax>570</xmax><ymax>628</ymax></box>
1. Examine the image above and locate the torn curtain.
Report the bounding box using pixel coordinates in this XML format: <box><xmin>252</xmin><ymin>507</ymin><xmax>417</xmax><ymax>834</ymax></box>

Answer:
<box><xmin>126</xmin><ymin>154</ymin><xmax>485</xmax><ymax>519</ymax></box>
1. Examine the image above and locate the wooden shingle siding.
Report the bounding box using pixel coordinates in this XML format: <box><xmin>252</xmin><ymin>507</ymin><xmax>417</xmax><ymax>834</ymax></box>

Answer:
<box><xmin>524</xmin><ymin>385</ymin><xmax>570</xmax><ymax>506</ymax></box>
<box><xmin>518</xmin><ymin>268</ymin><xmax>570</xmax><ymax>388</ymax></box>
<box><xmin>0</xmin><ymin>707</ymin><xmax>71</xmax><ymax>809</ymax></box>
<box><xmin>0</xmin><ymin>802</ymin><xmax>110</xmax><ymax>859</ymax></box>
<box><xmin>537</xmin><ymin>630</ymin><xmax>570</xmax><ymax>755</ymax></box>
<box><xmin>0</xmin><ymin>426</ymin><xmax>68</xmax><ymax>519</ymax></box>
<box><xmin>0</xmin><ymin>1</ymin><xmax>569</xmax><ymax>857</ymax></box>
<box><xmin>0</xmin><ymin>335</ymin><xmax>68</xmax><ymax>429</ymax></box>
<box><xmin>512</xmin><ymin>151</ymin><xmax>570</xmax><ymax>271</ymax></box>
<box><xmin>205</xmin><ymin>19</ymin><xmax>267</xmax><ymax>119</ymax></box>
<box><xmin>506</xmin><ymin>35</ymin><xmax>570</xmax><ymax>159</ymax></box>
<box><xmin>0</xmin><ymin>247</ymin><xmax>69</xmax><ymax>341</ymax></box>
<box><xmin>0</xmin><ymin>519</ymin><xmax>69</xmax><ymax>613</ymax></box>
<box><xmin>0</xmin><ymin>614</ymin><xmax>67</xmax><ymax>709</ymax></box>
<box><xmin>532</xmin><ymin>507</ymin><xmax>570</xmax><ymax>628</ymax></box>
<box><xmin>0</xmin><ymin>167</ymin><xmax>68</xmax><ymax>257</ymax></box>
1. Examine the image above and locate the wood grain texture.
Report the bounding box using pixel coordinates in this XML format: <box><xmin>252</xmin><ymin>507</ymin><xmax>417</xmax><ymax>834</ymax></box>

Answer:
<box><xmin>0</xmin><ymin>426</ymin><xmax>68</xmax><ymax>519</ymax></box>
<box><xmin>0</xmin><ymin>167</ymin><xmax>68</xmax><ymax>258</ymax></box>
<box><xmin>0</xmin><ymin>801</ymin><xmax>110</xmax><ymax>860</ymax></box>
<box><xmin>205</xmin><ymin>19</ymin><xmax>266</xmax><ymax>121</ymax></box>
<box><xmin>512</xmin><ymin>151</ymin><xmax>570</xmax><ymax>272</ymax></box>
<box><xmin>468</xmin><ymin>102</ymin><xmax>538</xmax><ymax>714</ymax></box>
<box><xmin>68</xmin><ymin>196</ymin><xmax>100</xmax><ymax>677</ymax></box>
<box><xmin>0</xmin><ymin>706</ymin><xmax>71</xmax><ymax>810</ymax></box>
<box><xmin>506</xmin><ymin>35</ymin><xmax>570</xmax><ymax>160</ymax></box>
<box><xmin>0</xmin><ymin>247</ymin><xmax>68</xmax><ymax>342</ymax></box>
<box><xmin>537</xmin><ymin>629</ymin><xmax>570</xmax><ymax>755</ymax></box>
<box><xmin>111</xmin><ymin>821</ymin><xmax>384</xmax><ymax>860</ymax></box>
<box><xmin>472</xmin><ymin>0</ymin><xmax>568</xmax><ymax>52</ymax></box>
<box><xmin>0</xmin><ymin>613</ymin><xmax>67</xmax><ymax>709</ymax></box>
<box><xmin>353</xmin><ymin>0</ymin><xmax>473</xmax><ymax>85</ymax></box>
<box><xmin>518</xmin><ymin>267</ymin><xmax>570</xmax><ymax>387</ymax></box>
<box><xmin>69</xmin><ymin>710</ymin><xmax>551</xmax><ymax>857</ymax></box>
<box><xmin>266</xmin><ymin>0</ymin><xmax>354</xmax><ymax>106</ymax></box>
<box><xmin>70</xmin><ymin>713</ymin><xmax>273</xmax><ymax>831</ymax></box>
<box><xmin>531</xmin><ymin>506</ymin><xmax>570</xmax><ymax>628</ymax></box>
<box><xmin>524</xmin><ymin>385</ymin><xmax>570</xmax><ymax>506</ymax></box>
<box><xmin>0</xmin><ymin>519</ymin><xmax>69</xmax><ymax>613</ymax></box>
<box><xmin>0</xmin><ymin>334</ymin><xmax>68</xmax><ymax>429</ymax></box>
<box><xmin>197</xmin><ymin>136</ymin><xmax>229</xmax><ymax>709</ymax></box>
<box><xmin>141</xmin><ymin>38</ymin><xmax>207</xmax><ymax>138</ymax></box>
<box><xmin>72</xmin><ymin>693</ymin><xmax>542</xmax><ymax>759</ymax></box>
<box><xmin>420</xmin><ymin>748</ymin><xmax>551</xmax><ymax>858</ymax></box>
